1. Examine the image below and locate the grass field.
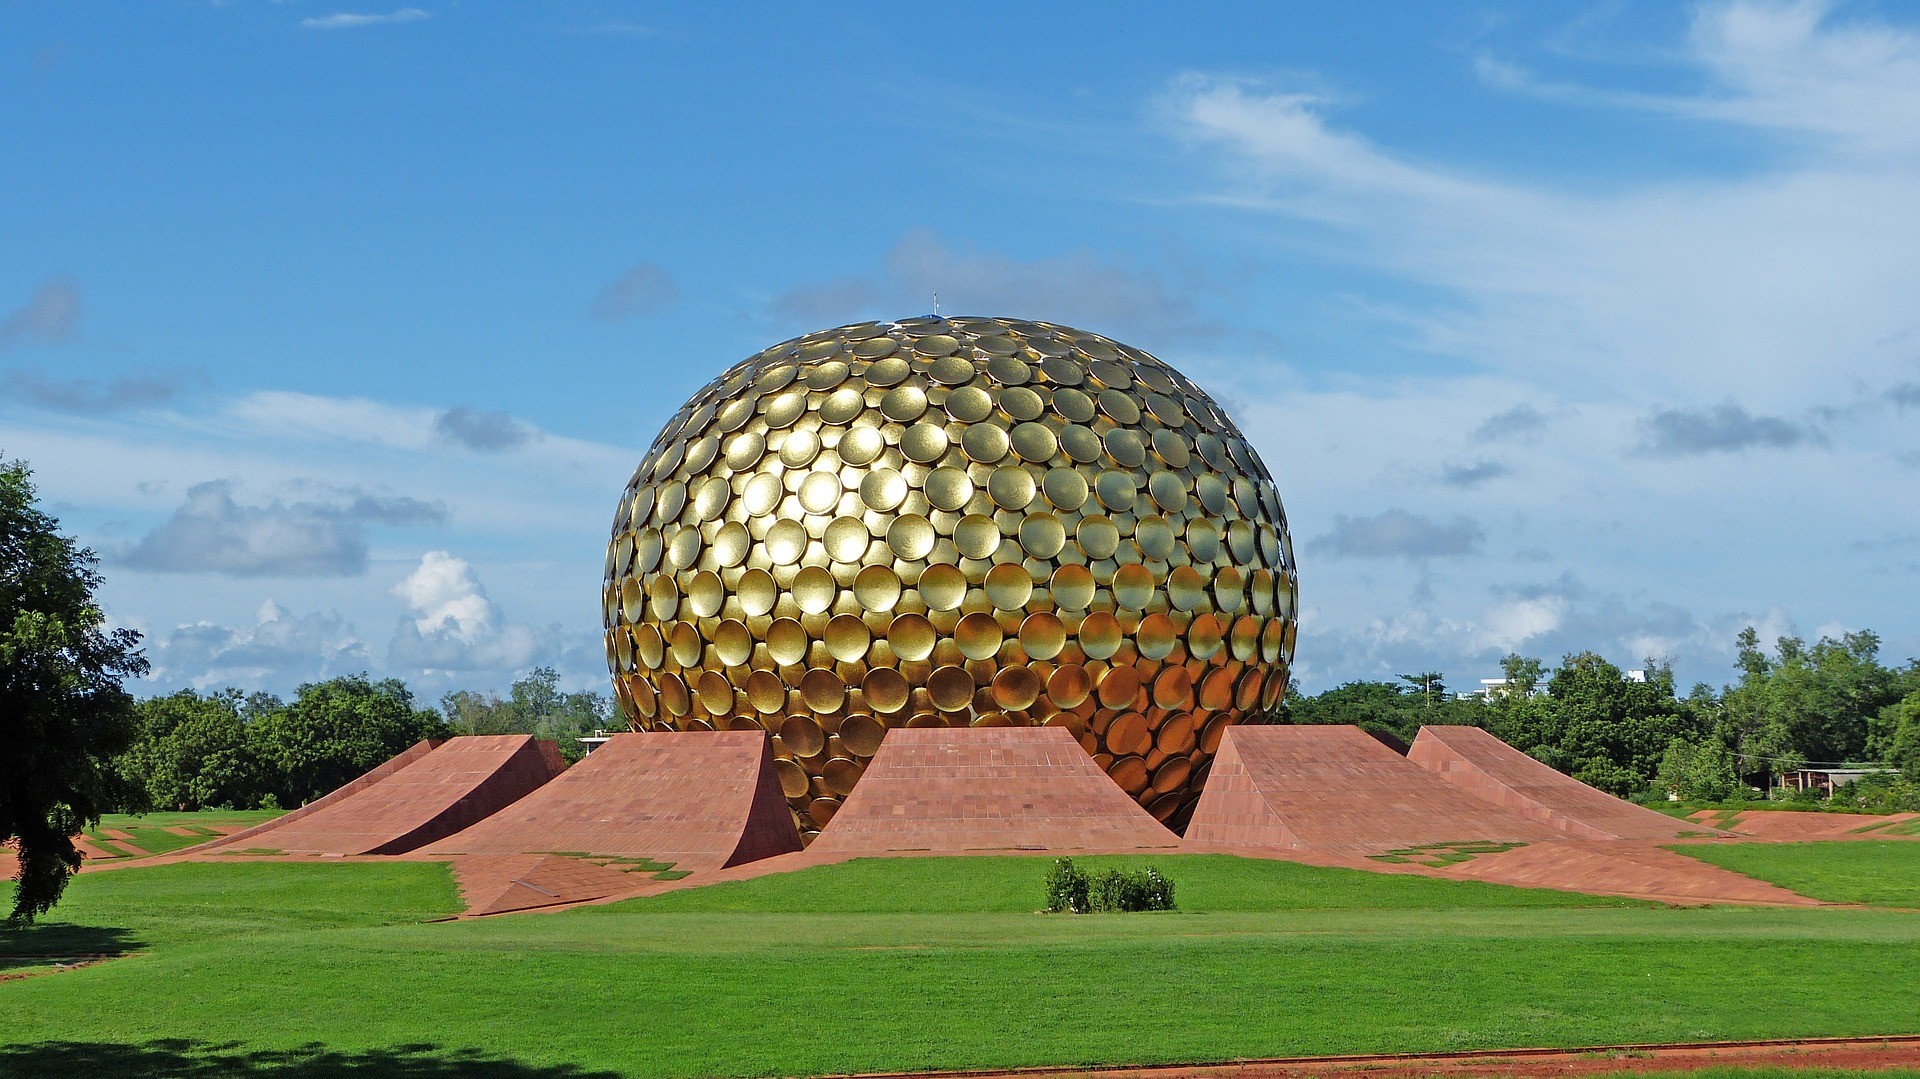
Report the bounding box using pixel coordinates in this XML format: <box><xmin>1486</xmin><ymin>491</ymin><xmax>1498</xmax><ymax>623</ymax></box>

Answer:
<box><xmin>4</xmin><ymin>851</ymin><xmax>1920</xmax><ymax>1078</ymax></box>
<box><xmin>79</xmin><ymin>809</ymin><xmax>282</xmax><ymax>860</ymax></box>
<box><xmin>1672</xmin><ymin>841</ymin><xmax>1920</xmax><ymax>908</ymax></box>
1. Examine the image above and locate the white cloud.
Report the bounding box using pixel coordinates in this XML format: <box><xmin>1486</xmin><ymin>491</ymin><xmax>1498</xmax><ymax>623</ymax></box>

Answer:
<box><xmin>300</xmin><ymin>8</ymin><xmax>429</xmax><ymax>31</ymax></box>
<box><xmin>387</xmin><ymin>551</ymin><xmax>542</xmax><ymax>675</ymax></box>
<box><xmin>147</xmin><ymin>600</ymin><xmax>375</xmax><ymax>690</ymax></box>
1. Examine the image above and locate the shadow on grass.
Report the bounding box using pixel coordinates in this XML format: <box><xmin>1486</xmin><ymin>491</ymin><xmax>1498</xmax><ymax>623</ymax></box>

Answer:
<box><xmin>0</xmin><ymin>1041</ymin><xmax>623</xmax><ymax>1079</ymax></box>
<box><xmin>0</xmin><ymin>925</ymin><xmax>143</xmax><ymax>971</ymax></box>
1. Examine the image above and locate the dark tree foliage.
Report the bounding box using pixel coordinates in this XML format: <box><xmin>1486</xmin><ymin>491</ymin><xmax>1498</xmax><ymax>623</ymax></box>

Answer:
<box><xmin>250</xmin><ymin>676</ymin><xmax>447</xmax><ymax>807</ymax></box>
<box><xmin>439</xmin><ymin>666</ymin><xmax>610</xmax><ymax>763</ymax></box>
<box><xmin>118</xmin><ymin>689</ymin><xmax>265</xmax><ymax>811</ymax></box>
<box><xmin>1</xmin><ymin>458</ymin><xmax>147</xmax><ymax>923</ymax></box>
<box><xmin>1276</xmin><ymin>678</ymin><xmax>1481</xmax><ymax>745</ymax></box>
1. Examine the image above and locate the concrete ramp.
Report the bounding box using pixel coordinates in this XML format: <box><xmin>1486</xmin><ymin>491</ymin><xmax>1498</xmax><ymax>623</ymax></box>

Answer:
<box><xmin>1186</xmin><ymin>725</ymin><xmax>1559</xmax><ymax>854</ymax></box>
<box><xmin>199</xmin><ymin>735</ymin><xmax>564</xmax><ymax>856</ymax></box>
<box><xmin>1410</xmin><ymin>725</ymin><xmax>1714</xmax><ymax>840</ymax></box>
<box><xmin>419</xmin><ymin>731</ymin><xmax>801</xmax><ymax>871</ymax></box>
<box><xmin>812</xmin><ymin>727</ymin><xmax>1179</xmax><ymax>853</ymax></box>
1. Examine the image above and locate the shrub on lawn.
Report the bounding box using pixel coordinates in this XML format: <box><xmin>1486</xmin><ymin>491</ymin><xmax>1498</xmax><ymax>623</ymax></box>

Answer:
<box><xmin>1044</xmin><ymin>858</ymin><xmax>1174</xmax><ymax>913</ymax></box>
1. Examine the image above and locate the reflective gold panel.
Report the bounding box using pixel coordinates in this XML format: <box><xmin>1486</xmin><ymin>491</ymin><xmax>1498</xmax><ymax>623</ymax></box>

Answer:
<box><xmin>605</xmin><ymin>316</ymin><xmax>1296</xmax><ymax>837</ymax></box>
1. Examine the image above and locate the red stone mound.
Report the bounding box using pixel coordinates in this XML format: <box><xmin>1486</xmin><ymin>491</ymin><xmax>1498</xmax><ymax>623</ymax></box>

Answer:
<box><xmin>1409</xmin><ymin>725</ymin><xmax>1714</xmax><ymax>840</ymax></box>
<box><xmin>197</xmin><ymin>735</ymin><xmax>564</xmax><ymax>857</ymax></box>
<box><xmin>419</xmin><ymin>731</ymin><xmax>801</xmax><ymax>870</ymax></box>
<box><xmin>1185</xmin><ymin>725</ymin><xmax>1560</xmax><ymax>854</ymax></box>
<box><xmin>811</xmin><ymin>726</ymin><xmax>1179</xmax><ymax>853</ymax></box>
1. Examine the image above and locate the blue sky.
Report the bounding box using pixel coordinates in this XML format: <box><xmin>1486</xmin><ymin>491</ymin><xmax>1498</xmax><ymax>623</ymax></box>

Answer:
<box><xmin>4</xmin><ymin>1</ymin><xmax>1917</xmax><ymax>700</ymax></box>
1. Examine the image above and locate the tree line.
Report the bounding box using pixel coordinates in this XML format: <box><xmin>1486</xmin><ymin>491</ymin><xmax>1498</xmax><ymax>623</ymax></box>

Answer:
<box><xmin>1278</xmin><ymin>631</ymin><xmax>1920</xmax><ymax>810</ymax></box>
<box><xmin>113</xmin><ymin>668</ymin><xmax>613</xmax><ymax>813</ymax></box>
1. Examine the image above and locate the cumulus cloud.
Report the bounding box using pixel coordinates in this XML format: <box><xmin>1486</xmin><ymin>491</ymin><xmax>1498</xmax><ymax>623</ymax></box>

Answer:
<box><xmin>300</xmin><ymin>8</ymin><xmax>429</xmax><ymax>30</ymax></box>
<box><xmin>590</xmin><ymin>263</ymin><xmax>678</xmax><ymax>320</ymax></box>
<box><xmin>772</xmin><ymin>230</ymin><xmax>1208</xmax><ymax>341</ymax></box>
<box><xmin>1634</xmin><ymin>401</ymin><xmax>1824</xmax><ymax>456</ymax></box>
<box><xmin>387</xmin><ymin>551</ymin><xmax>540</xmax><ymax>672</ymax></box>
<box><xmin>3</xmin><ymin>368</ymin><xmax>202</xmax><ymax>413</ymax></box>
<box><xmin>1438</xmin><ymin>459</ymin><xmax>1512</xmax><ymax>488</ymax></box>
<box><xmin>147</xmin><ymin>600</ymin><xmax>374</xmax><ymax>689</ymax></box>
<box><xmin>433</xmin><ymin>405</ymin><xmax>536</xmax><ymax>451</ymax></box>
<box><xmin>1471</xmin><ymin>403</ymin><xmax>1549</xmax><ymax>444</ymax></box>
<box><xmin>0</xmin><ymin>277</ymin><xmax>80</xmax><ymax>351</ymax></box>
<box><xmin>124</xmin><ymin>481</ymin><xmax>445</xmax><ymax>577</ymax></box>
<box><xmin>1311</xmin><ymin>509</ymin><xmax>1485</xmax><ymax>561</ymax></box>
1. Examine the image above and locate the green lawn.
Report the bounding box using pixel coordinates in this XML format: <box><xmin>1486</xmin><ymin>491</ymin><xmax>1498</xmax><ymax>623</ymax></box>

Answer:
<box><xmin>81</xmin><ymin>809</ymin><xmax>284</xmax><ymax>859</ymax></box>
<box><xmin>1672</xmin><ymin>840</ymin><xmax>1920</xmax><ymax>907</ymax></box>
<box><xmin>2</xmin><ymin>855</ymin><xmax>1918</xmax><ymax>1078</ymax></box>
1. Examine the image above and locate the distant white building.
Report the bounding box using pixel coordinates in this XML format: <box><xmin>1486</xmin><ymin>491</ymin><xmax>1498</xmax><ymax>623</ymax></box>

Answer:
<box><xmin>1461</xmin><ymin>667</ymin><xmax>1645</xmax><ymax>702</ymax></box>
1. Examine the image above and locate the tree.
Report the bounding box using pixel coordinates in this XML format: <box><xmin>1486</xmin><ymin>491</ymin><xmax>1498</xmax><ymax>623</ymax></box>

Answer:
<box><xmin>1887</xmin><ymin>692</ymin><xmax>1920</xmax><ymax>779</ymax></box>
<box><xmin>249</xmin><ymin>675</ymin><xmax>446</xmax><ymax>806</ymax></box>
<box><xmin>441</xmin><ymin>667</ymin><xmax>610</xmax><ymax>762</ymax></box>
<box><xmin>118</xmin><ymin>689</ymin><xmax>265</xmax><ymax>811</ymax></box>
<box><xmin>1</xmin><ymin>458</ymin><xmax>147</xmax><ymax>922</ymax></box>
<box><xmin>1724</xmin><ymin>628</ymin><xmax>1904</xmax><ymax>781</ymax></box>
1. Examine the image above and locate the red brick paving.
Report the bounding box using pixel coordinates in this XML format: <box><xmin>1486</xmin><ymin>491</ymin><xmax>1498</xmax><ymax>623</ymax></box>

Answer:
<box><xmin>419</xmin><ymin>731</ymin><xmax>801</xmax><ymax>870</ymax></box>
<box><xmin>439</xmin><ymin>853</ymin><xmax>647</xmax><ymax>916</ymax></box>
<box><xmin>192</xmin><ymin>736</ymin><xmax>564</xmax><ymax>857</ymax></box>
<box><xmin>812</xmin><ymin>726</ymin><xmax>1180</xmax><ymax>853</ymax></box>
<box><xmin>1713</xmin><ymin>809</ymin><xmax>1920</xmax><ymax>839</ymax></box>
<box><xmin>196</xmin><ymin>737</ymin><xmax>445</xmax><ymax>854</ymax></box>
<box><xmin>1186</xmin><ymin>726</ymin><xmax>1561</xmax><ymax>854</ymax></box>
<box><xmin>1409</xmin><ymin>724</ymin><xmax>1722</xmax><ymax>840</ymax></box>
<box><xmin>1439</xmin><ymin>837</ymin><xmax>1820</xmax><ymax>906</ymax></box>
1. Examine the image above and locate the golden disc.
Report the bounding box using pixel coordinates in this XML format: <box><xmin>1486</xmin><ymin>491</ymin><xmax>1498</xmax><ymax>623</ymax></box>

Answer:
<box><xmin>798</xmin><ymin>470</ymin><xmax>842</xmax><ymax>514</ymax></box>
<box><xmin>746</xmin><ymin>670</ymin><xmax>787</xmax><ymax>714</ymax></box>
<box><xmin>767</xmin><ymin>617</ymin><xmax>809</xmax><ymax>666</ymax></box>
<box><xmin>1152</xmin><ymin>666</ymin><xmax>1195</xmax><ymax>711</ymax></box>
<box><xmin>1078</xmin><ymin>611</ymin><xmax>1123</xmax><ymax>659</ymax></box>
<box><xmin>927</xmin><ymin>354</ymin><xmax>975</xmax><ymax>385</ymax></box>
<box><xmin>944</xmin><ymin>384</ymin><xmax>994</xmax><ymax>422</ymax></box>
<box><xmin>1095</xmin><ymin>470</ymin><xmax>1137</xmax><ymax>512</ymax></box>
<box><xmin>1049</xmin><ymin>564</ymin><xmax>1095</xmax><ymax>610</ymax></box>
<box><xmin>696</xmin><ymin>670</ymin><xmax>735</xmax><ymax>715</ymax></box>
<box><xmin>1052</xmin><ymin>387</ymin><xmax>1095</xmax><ymax>422</ymax></box>
<box><xmin>886</xmin><ymin>514</ymin><xmax>936</xmax><ymax>560</ymax></box>
<box><xmin>1018</xmin><ymin>612</ymin><xmax>1067</xmax><ymax>660</ymax></box>
<box><xmin>927</xmin><ymin>665</ymin><xmax>975</xmax><ymax>711</ymax></box>
<box><xmin>860</xmin><ymin>469</ymin><xmax>908</xmax><ymax>513</ymax></box>
<box><xmin>780</xmin><ymin>714</ymin><xmax>826</xmax><ymax>757</ymax></box>
<box><xmin>766</xmin><ymin>519</ymin><xmax>809</xmax><ymax>565</ymax></box>
<box><xmin>805</xmin><ymin>360</ymin><xmax>850</xmax><ymax>390</ymax></box>
<box><xmin>1134</xmin><ymin>515</ymin><xmax>1176</xmax><ymax>561</ymax></box>
<box><xmin>901</xmin><ymin>422</ymin><xmax>949</xmax><ymax>463</ymax></box>
<box><xmin>1011</xmin><ymin>511</ymin><xmax>1064</xmax><ymax>559</ymax></box>
<box><xmin>712</xmin><ymin>619</ymin><xmax>753</xmax><ymax>667</ymax></box>
<box><xmin>1168</xmin><ymin>565</ymin><xmax>1208</xmax><ymax>611</ymax></box>
<box><xmin>1112</xmin><ymin>564</ymin><xmax>1155</xmax><ymax>610</ymax></box>
<box><xmin>775</xmin><ymin>757</ymin><xmax>811</xmax><ymax>799</ymax></box>
<box><xmin>925</xmin><ymin>467</ymin><xmax>974</xmax><ymax>511</ymax></box>
<box><xmin>983</xmin><ymin>563</ymin><xmax>1032</xmax><ymax>610</ymax></box>
<box><xmin>1149</xmin><ymin>470</ymin><xmax>1188</xmax><ymax>513</ymax></box>
<box><xmin>1107</xmin><ymin>754</ymin><xmax>1150</xmax><ymax>794</ymax></box>
<box><xmin>633</xmin><ymin>623</ymin><xmax>664</xmax><ymax>669</ymax></box>
<box><xmin>1098</xmin><ymin>666</ymin><xmax>1143</xmax><ymax>710</ymax></box>
<box><xmin>1199</xmin><ymin>666</ymin><xmax>1237</xmax><ymax>710</ymax></box>
<box><xmin>736</xmin><ymin>568</ymin><xmax>778</xmax><ymax>617</ymax></box>
<box><xmin>917</xmin><ymin>564</ymin><xmax>968</xmax><ymax>611</ymax></box>
<box><xmin>991</xmin><ymin>666</ymin><xmax>1043</xmax><ymax>711</ymax></box>
<box><xmin>838</xmin><ymin>713</ymin><xmax>887</xmax><ymax>756</ymax></box>
<box><xmin>1188</xmin><ymin>612</ymin><xmax>1225</xmax><ymax>661</ymax></box>
<box><xmin>963</xmin><ymin>423</ymin><xmax>1011</xmax><ymax>465</ymax></box>
<box><xmin>1041</xmin><ymin>467</ymin><xmax>1088</xmax><ymax>511</ymax></box>
<box><xmin>824</xmin><ymin>516</ymin><xmax>869</xmax><ymax>563</ymax></box>
<box><xmin>824</xmin><ymin>613</ymin><xmax>871</xmax><ymax>663</ymax></box>
<box><xmin>953</xmin><ymin>514</ymin><xmax>1001</xmax><ymax>560</ymax></box>
<box><xmin>839</xmin><ymin>425</ymin><xmax>885</xmax><ymax>466</ymax></box>
<box><xmin>800</xmin><ymin>667</ymin><xmax>846</xmax><ymax>712</ymax></box>
<box><xmin>712</xmin><ymin>521</ymin><xmax>752</xmax><ymax>568</ymax></box>
<box><xmin>742</xmin><ymin>472</ymin><xmax>783</xmax><ymax>516</ymax></box>
<box><xmin>1047</xmin><ymin>664</ymin><xmax>1092</xmax><ymax>709</ymax></box>
<box><xmin>1076</xmin><ymin>516</ymin><xmax>1120</xmax><ymax>560</ymax></box>
<box><xmin>1009</xmin><ymin>421</ymin><xmax>1057</xmax><ymax>463</ymax></box>
<box><xmin>1137</xmin><ymin>612</ymin><xmax>1178</xmax><ymax>661</ymax></box>
<box><xmin>669</xmin><ymin>622</ymin><xmax>702</xmax><ymax>668</ymax></box>
<box><xmin>861</xmin><ymin>666</ymin><xmax>912</xmax><ymax>713</ymax></box>
<box><xmin>887</xmin><ymin>612</ymin><xmax>938</xmax><ymax>661</ymax></box>
<box><xmin>954</xmin><ymin>612</ymin><xmax>1004</xmax><ymax>661</ymax></box>
<box><xmin>779</xmin><ymin>428</ymin><xmax>821</xmax><ymax>468</ymax></box>
<box><xmin>1060</xmin><ymin>424</ymin><xmax>1102</xmax><ymax>463</ymax></box>
<box><xmin>823</xmin><ymin>757</ymin><xmax>865</xmax><ymax>796</ymax></box>
<box><xmin>792</xmin><ymin>565</ymin><xmax>837</xmax><ymax>614</ymax></box>
<box><xmin>990</xmin><ymin>466</ymin><xmax>1036</xmax><ymax>506</ymax></box>
<box><xmin>880</xmin><ymin>384</ymin><xmax>928</xmax><ymax>423</ymax></box>
<box><xmin>1103</xmin><ymin>427</ymin><xmax>1146</xmax><ymax>468</ymax></box>
<box><xmin>853</xmin><ymin>564</ymin><xmax>902</xmax><ymax>611</ymax></box>
<box><xmin>999</xmin><ymin>386</ymin><xmax>1045</xmax><ymax>422</ymax></box>
<box><xmin>1106</xmin><ymin>710</ymin><xmax>1151</xmax><ymax>755</ymax></box>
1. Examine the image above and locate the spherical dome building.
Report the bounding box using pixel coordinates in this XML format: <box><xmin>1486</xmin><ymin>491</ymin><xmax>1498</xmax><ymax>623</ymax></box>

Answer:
<box><xmin>603</xmin><ymin>316</ymin><xmax>1296</xmax><ymax>840</ymax></box>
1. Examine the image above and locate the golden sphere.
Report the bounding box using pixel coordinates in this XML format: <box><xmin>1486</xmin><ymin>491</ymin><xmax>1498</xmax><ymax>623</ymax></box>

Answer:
<box><xmin>603</xmin><ymin>317</ymin><xmax>1297</xmax><ymax>840</ymax></box>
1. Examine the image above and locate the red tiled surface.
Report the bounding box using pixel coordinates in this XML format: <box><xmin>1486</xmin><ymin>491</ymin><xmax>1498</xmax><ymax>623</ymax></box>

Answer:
<box><xmin>441</xmin><ymin>854</ymin><xmax>647</xmax><ymax>916</ymax></box>
<box><xmin>193</xmin><ymin>736</ymin><xmax>563</xmax><ymax>857</ymax></box>
<box><xmin>812</xmin><ymin>726</ymin><xmax>1179</xmax><ymax>853</ymax></box>
<box><xmin>1713</xmin><ymin>809</ymin><xmax>1920</xmax><ymax>839</ymax></box>
<box><xmin>1408</xmin><ymin>725</ymin><xmax>1718</xmax><ymax>840</ymax></box>
<box><xmin>419</xmin><ymin>731</ymin><xmax>801</xmax><ymax>870</ymax></box>
<box><xmin>195</xmin><ymin>738</ymin><xmax>445</xmax><ymax>854</ymax></box>
<box><xmin>1185</xmin><ymin>725</ymin><xmax>1561</xmax><ymax>854</ymax></box>
<box><xmin>1441</xmin><ymin>838</ymin><xmax>1820</xmax><ymax>905</ymax></box>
